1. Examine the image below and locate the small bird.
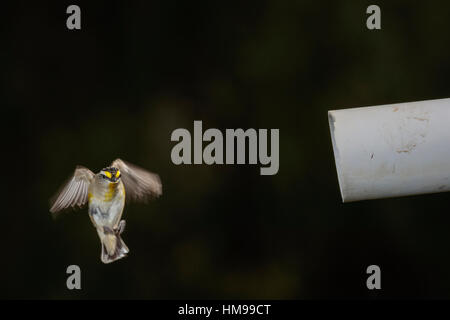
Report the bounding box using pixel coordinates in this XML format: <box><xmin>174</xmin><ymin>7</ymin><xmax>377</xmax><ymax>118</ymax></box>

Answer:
<box><xmin>50</xmin><ymin>159</ymin><xmax>162</xmax><ymax>264</ymax></box>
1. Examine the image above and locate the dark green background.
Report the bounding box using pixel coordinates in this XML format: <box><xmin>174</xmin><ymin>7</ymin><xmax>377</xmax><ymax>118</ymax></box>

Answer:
<box><xmin>3</xmin><ymin>1</ymin><xmax>450</xmax><ymax>298</ymax></box>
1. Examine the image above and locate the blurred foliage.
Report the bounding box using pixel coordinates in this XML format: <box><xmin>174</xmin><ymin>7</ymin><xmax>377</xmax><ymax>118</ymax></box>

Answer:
<box><xmin>3</xmin><ymin>0</ymin><xmax>450</xmax><ymax>298</ymax></box>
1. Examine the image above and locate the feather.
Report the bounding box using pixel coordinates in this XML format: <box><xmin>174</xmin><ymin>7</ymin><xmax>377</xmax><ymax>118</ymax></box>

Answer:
<box><xmin>49</xmin><ymin>166</ymin><xmax>95</xmax><ymax>216</ymax></box>
<box><xmin>110</xmin><ymin>158</ymin><xmax>162</xmax><ymax>202</ymax></box>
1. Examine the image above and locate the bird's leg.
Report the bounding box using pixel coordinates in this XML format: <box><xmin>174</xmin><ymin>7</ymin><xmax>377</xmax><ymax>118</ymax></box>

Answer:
<box><xmin>116</xmin><ymin>220</ymin><xmax>126</xmax><ymax>235</ymax></box>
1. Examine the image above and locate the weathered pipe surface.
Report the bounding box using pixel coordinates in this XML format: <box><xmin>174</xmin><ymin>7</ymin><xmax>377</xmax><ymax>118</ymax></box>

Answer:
<box><xmin>329</xmin><ymin>98</ymin><xmax>450</xmax><ymax>202</ymax></box>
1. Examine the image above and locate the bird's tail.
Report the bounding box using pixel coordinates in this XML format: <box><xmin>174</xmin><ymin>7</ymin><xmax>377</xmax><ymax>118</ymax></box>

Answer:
<box><xmin>99</xmin><ymin>220</ymin><xmax>129</xmax><ymax>264</ymax></box>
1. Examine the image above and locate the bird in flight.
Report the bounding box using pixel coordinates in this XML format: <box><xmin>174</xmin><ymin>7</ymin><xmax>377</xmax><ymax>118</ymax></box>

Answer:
<box><xmin>50</xmin><ymin>158</ymin><xmax>162</xmax><ymax>264</ymax></box>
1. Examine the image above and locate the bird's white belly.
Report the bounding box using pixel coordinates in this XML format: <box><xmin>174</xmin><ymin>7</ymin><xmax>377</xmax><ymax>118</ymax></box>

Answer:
<box><xmin>89</xmin><ymin>190</ymin><xmax>125</xmax><ymax>229</ymax></box>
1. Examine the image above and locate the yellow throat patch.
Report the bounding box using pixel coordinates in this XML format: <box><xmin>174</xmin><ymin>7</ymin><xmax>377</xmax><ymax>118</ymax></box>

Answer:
<box><xmin>104</xmin><ymin>183</ymin><xmax>117</xmax><ymax>202</ymax></box>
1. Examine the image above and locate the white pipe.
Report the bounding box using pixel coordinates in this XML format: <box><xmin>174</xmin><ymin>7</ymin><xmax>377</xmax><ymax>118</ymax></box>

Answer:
<box><xmin>328</xmin><ymin>98</ymin><xmax>450</xmax><ymax>202</ymax></box>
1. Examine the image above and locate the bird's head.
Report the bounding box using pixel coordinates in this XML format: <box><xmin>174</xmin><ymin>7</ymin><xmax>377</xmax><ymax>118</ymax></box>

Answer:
<box><xmin>99</xmin><ymin>167</ymin><xmax>121</xmax><ymax>183</ymax></box>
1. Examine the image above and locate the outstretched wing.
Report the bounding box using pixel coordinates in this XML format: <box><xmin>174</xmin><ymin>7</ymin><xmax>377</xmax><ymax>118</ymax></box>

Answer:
<box><xmin>49</xmin><ymin>166</ymin><xmax>95</xmax><ymax>215</ymax></box>
<box><xmin>111</xmin><ymin>158</ymin><xmax>162</xmax><ymax>202</ymax></box>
